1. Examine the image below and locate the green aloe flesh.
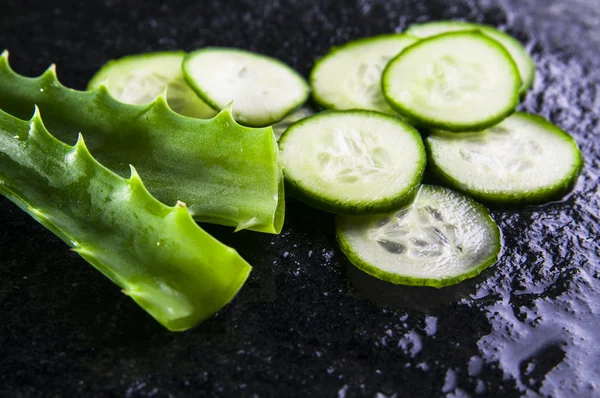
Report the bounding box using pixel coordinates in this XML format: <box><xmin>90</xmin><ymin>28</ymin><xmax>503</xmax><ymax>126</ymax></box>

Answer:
<box><xmin>0</xmin><ymin>51</ymin><xmax>284</xmax><ymax>234</ymax></box>
<box><xmin>0</xmin><ymin>107</ymin><xmax>252</xmax><ymax>331</ymax></box>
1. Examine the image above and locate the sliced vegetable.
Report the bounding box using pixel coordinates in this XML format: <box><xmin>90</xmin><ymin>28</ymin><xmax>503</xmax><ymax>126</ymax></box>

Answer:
<box><xmin>382</xmin><ymin>31</ymin><xmax>521</xmax><ymax>131</ymax></box>
<box><xmin>0</xmin><ymin>51</ymin><xmax>284</xmax><ymax>234</ymax></box>
<box><xmin>310</xmin><ymin>34</ymin><xmax>417</xmax><ymax>114</ymax></box>
<box><xmin>183</xmin><ymin>48</ymin><xmax>310</xmax><ymax>127</ymax></box>
<box><xmin>279</xmin><ymin>110</ymin><xmax>425</xmax><ymax>214</ymax></box>
<box><xmin>272</xmin><ymin>106</ymin><xmax>314</xmax><ymax>141</ymax></box>
<box><xmin>88</xmin><ymin>51</ymin><xmax>217</xmax><ymax>118</ymax></box>
<box><xmin>426</xmin><ymin>113</ymin><xmax>584</xmax><ymax>205</ymax></box>
<box><xmin>0</xmin><ymin>107</ymin><xmax>251</xmax><ymax>331</ymax></box>
<box><xmin>337</xmin><ymin>185</ymin><xmax>501</xmax><ymax>288</ymax></box>
<box><xmin>405</xmin><ymin>21</ymin><xmax>535</xmax><ymax>95</ymax></box>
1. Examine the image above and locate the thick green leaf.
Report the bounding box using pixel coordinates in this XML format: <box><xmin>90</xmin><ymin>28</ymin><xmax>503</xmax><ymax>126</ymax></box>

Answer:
<box><xmin>0</xmin><ymin>107</ymin><xmax>251</xmax><ymax>331</ymax></box>
<box><xmin>0</xmin><ymin>51</ymin><xmax>284</xmax><ymax>234</ymax></box>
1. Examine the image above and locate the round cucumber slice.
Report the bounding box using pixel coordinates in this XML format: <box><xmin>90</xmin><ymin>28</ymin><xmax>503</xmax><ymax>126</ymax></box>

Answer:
<box><xmin>405</xmin><ymin>21</ymin><xmax>536</xmax><ymax>96</ymax></box>
<box><xmin>426</xmin><ymin>113</ymin><xmax>584</xmax><ymax>205</ymax></box>
<box><xmin>183</xmin><ymin>48</ymin><xmax>310</xmax><ymax>127</ymax></box>
<box><xmin>87</xmin><ymin>52</ymin><xmax>217</xmax><ymax>118</ymax></box>
<box><xmin>382</xmin><ymin>31</ymin><xmax>521</xmax><ymax>132</ymax></box>
<box><xmin>337</xmin><ymin>185</ymin><xmax>502</xmax><ymax>288</ymax></box>
<box><xmin>310</xmin><ymin>34</ymin><xmax>418</xmax><ymax>115</ymax></box>
<box><xmin>279</xmin><ymin>110</ymin><xmax>425</xmax><ymax>214</ymax></box>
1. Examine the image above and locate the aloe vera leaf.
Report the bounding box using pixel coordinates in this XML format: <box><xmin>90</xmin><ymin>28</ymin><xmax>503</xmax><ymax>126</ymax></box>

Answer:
<box><xmin>0</xmin><ymin>51</ymin><xmax>284</xmax><ymax>234</ymax></box>
<box><xmin>0</xmin><ymin>106</ymin><xmax>252</xmax><ymax>331</ymax></box>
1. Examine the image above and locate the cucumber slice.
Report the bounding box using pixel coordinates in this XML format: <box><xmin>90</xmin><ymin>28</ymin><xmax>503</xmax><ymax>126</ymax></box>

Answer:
<box><xmin>426</xmin><ymin>113</ymin><xmax>584</xmax><ymax>205</ymax></box>
<box><xmin>405</xmin><ymin>21</ymin><xmax>535</xmax><ymax>96</ymax></box>
<box><xmin>337</xmin><ymin>185</ymin><xmax>502</xmax><ymax>288</ymax></box>
<box><xmin>310</xmin><ymin>34</ymin><xmax>417</xmax><ymax>115</ymax></box>
<box><xmin>382</xmin><ymin>31</ymin><xmax>521</xmax><ymax>132</ymax></box>
<box><xmin>183</xmin><ymin>48</ymin><xmax>310</xmax><ymax>127</ymax></box>
<box><xmin>87</xmin><ymin>52</ymin><xmax>217</xmax><ymax>118</ymax></box>
<box><xmin>272</xmin><ymin>106</ymin><xmax>314</xmax><ymax>141</ymax></box>
<box><xmin>279</xmin><ymin>110</ymin><xmax>425</xmax><ymax>214</ymax></box>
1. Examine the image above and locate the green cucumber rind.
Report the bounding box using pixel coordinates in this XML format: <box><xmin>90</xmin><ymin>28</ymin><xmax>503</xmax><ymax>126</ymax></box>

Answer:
<box><xmin>425</xmin><ymin>113</ymin><xmax>584</xmax><ymax>206</ymax></box>
<box><xmin>336</xmin><ymin>185</ymin><xmax>503</xmax><ymax>288</ymax></box>
<box><xmin>279</xmin><ymin>109</ymin><xmax>426</xmax><ymax>214</ymax></box>
<box><xmin>381</xmin><ymin>31</ymin><xmax>521</xmax><ymax>132</ymax></box>
<box><xmin>309</xmin><ymin>34</ymin><xmax>418</xmax><ymax>112</ymax></box>
<box><xmin>182</xmin><ymin>47</ymin><xmax>310</xmax><ymax>127</ymax></box>
<box><xmin>405</xmin><ymin>21</ymin><xmax>535</xmax><ymax>95</ymax></box>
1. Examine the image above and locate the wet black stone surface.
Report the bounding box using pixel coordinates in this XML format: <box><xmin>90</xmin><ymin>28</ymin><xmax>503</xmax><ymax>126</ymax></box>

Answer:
<box><xmin>0</xmin><ymin>0</ymin><xmax>599</xmax><ymax>397</ymax></box>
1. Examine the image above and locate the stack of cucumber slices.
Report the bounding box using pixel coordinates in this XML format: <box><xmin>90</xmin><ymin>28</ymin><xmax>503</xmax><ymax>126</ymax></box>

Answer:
<box><xmin>299</xmin><ymin>21</ymin><xmax>582</xmax><ymax>288</ymax></box>
<box><xmin>89</xmin><ymin>20</ymin><xmax>583</xmax><ymax>289</ymax></box>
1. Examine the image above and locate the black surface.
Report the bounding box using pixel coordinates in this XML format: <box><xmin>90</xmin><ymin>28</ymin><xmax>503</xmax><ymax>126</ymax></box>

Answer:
<box><xmin>1</xmin><ymin>0</ymin><xmax>599</xmax><ymax>397</ymax></box>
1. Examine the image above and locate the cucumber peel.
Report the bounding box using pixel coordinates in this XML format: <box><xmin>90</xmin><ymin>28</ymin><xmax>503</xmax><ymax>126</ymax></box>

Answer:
<box><xmin>0</xmin><ymin>50</ymin><xmax>284</xmax><ymax>234</ymax></box>
<box><xmin>405</xmin><ymin>21</ymin><xmax>535</xmax><ymax>96</ymax></box>
<box><xmin>0</xmin><ymin>106</ymin><xmax>251</xmax><ymax>331</ymax></box>
<box><xmin>337</xmin><ymin>185</ymin><xmax>502</xmax><ymax>288</ymax></box>
<box><xmin>88</xmin><ymin>51</ymin><xmax>218</xmax><ymax>118</ymax></box>
<box><xmin>382</xmin><ymin>31</ymin><xmax>521</xmax><ymax>131</ymax></box>
<box><xmin>426</xmin><ymin>113</ymin><xmax>584</xmax><ymax>205</ymax></box>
